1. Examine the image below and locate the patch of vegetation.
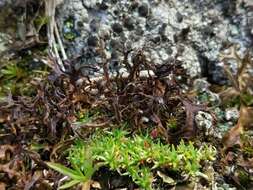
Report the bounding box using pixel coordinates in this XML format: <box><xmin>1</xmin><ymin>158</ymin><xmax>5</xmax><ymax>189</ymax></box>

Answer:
<box><xmin>34</xmin><ymin>16</ymin><xmax>50</xmax><ymax>34</ymax></box>
<box><xmin>0</xmin><ymin>61</ymin><xmax>27</xmax><ymax>96</ymax></box>
<box><xmin>223</xmin><ymin>96</ymin><xmax>241</xmax><ymax>108</ymax></box>
<box><xmin>166</xmin><ymin>116</ymin><xmax>178</xmax><ymax>130</ymax></box>
<box><xmin>48</xmin><ymin>129</ymin><xmax>216</xmax><ymax>189</ymax></box>
<box><xmin>47</xmin><ymin>146</ymin><xmax>98</xmax><ymax>190</ymax></box>
<box><xmin>0</xmin><ymin>57</ymin><xmax>48</xmax><ymax>97</ymax></box>
<box><xmin>63</xmin><ymin>17</ymin><xmax>77</xmax><ymax>41</ymax></box>
<box><xmin>241</xmin><ymin>134</ymin><xmax>253</xmax><ymax>157</ymax></box>
<box><xmin>240</xmin><ymin>93</ymin><xmax>253</xmax><ymax>107</ymax></box>
<box><xmin>237</xmin><ymin>169</ymin><xmax>251</xmax><ymax>186</ymax></box>
<box><xmin>75</xmin><ymin>109</ymin><xmax>101</xmax><ymax>124</ymax></box>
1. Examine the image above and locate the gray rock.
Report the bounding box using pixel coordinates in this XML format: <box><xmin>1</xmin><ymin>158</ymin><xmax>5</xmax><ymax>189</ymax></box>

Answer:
<box><xmin>55</xmin><ymin>0</ymin><xmax>252</xmax><ymax>82</ymax></box>
<box><xmin>195</xmin><ymin>111</ymin><xmax>214</xmax><ymax>136</ymax></box>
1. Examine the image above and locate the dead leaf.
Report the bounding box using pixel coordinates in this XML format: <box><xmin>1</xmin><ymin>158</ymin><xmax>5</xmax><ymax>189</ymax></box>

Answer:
<box><xmin>154</xmin><ymin>80</ymin><xmax>166</xmax><ymax>97</ymax></box>
<box><xmin>238</xmin><ymin>106</ymin><xmax>253</xmax><ymax>130</ymax></box>
<box><xmin>222</xmin><ymin>123</ymin><xmax>243</xmax><ymax>149</ymax></box>
<box><xmin>24</xmin><ymin>171</ymin><xmax>42</xmax><ymax>190</ymax></box>
<box><xmin>180</xmin><ymin>99</ymin><xmax>205</xmax><ymax>139</ymax></box>
<box><xmin>223</xmin><ymin>105</ymin><xmax>253</xmax><ymax>149</ymax></box>
<box><xmin>0</xmin><ymin>183</ymin><xmax>6</xmax><ymax>190</ymax></box>
<box><xmin>0</xmin><ymin>145</ymin><xmax>15</xmax><ymax>161</ymax></box>
<box><xmin>220</xmin><ymin>46</ymin><xmax>253</xmax><ymax>100</ymax></box>
<box><xmin>0</xmin><ymin>162</ymin><xmax>21</xmax><ymax>179</ymax></box>
<box><xmin>238</xmin><ymin>157</ymin><xmax>253</xmax><ymax>169</ymax></box>
<box><xmin>219</xmin><ymin>87</ymin><xmax>240</xmax><ymax>104</ymax></box>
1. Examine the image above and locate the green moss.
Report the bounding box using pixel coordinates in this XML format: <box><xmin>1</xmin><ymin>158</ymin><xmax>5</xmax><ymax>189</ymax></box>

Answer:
<box><xmin>48</xmin><ymin>129</ymin><xmax>216</xmax><ymax>189</ymax></box>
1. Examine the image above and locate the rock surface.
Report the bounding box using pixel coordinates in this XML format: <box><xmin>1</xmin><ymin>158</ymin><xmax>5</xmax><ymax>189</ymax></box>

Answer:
<box><xmin>56</xmin><ymin>0</ymin><xmax>252</xmax><ymax>83</ymax></box>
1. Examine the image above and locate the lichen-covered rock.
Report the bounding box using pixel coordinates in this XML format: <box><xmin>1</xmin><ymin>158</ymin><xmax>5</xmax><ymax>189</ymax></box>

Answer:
<box><xmin>56</xmin><ymin>0</ymin><xmax>252</xmax><ymax>82</ymax></box>
<box><xmin>193</xmin><ymin>78</ymin><xmax>211</xmax><ymax>92</ymax></box>
<box><xmin>225</xmin><ymin>108</ymin><xmax>240</xmax><ymax>121</ymax></box>
<box><xmin>195</xmin><ymin>111</ymin><xmax>214</xmax><ymax>136</ymax></box>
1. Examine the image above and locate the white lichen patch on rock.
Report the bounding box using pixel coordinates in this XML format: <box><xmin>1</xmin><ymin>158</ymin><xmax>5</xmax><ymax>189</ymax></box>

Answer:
<box><xmin>195</xmin><ymin>111</ymin><xmax>214</xmax><ymax>136</ymax></box>
<box><xmin>177</xmin><ymin>46</ymin><xmax>200</xmax><ymax>77</ymax></box>
<box><xmin>56</xmin><ymin>0</ymin><xmax>252</xmax><ymax>82</ymax></box>
<box><xmin>225</xmin><ymin>108</ymin><xmax>240</xmax><ymax>122</ymax></box>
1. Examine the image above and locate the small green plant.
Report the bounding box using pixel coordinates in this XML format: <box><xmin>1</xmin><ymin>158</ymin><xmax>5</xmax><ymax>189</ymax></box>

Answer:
<box><xmin>34</xmin><ymin>16</ymin><xmax>49</xmax><ymax>34</ymax></box>
<box><xmin>63</xmin><ymin>18</ymin><xmax>77</xmax><ymax>41</ymax></box>
<box><xmin>1</xmin><ymin>63</ymin><xmax>26</xmax><ymax>80</ymax></box>
<box><xmin>47</xmin><ymin>144</ymin><xmax>99</xmax><ymax>189</ymax></box>
<box><xmin>0</xmin><ymin>58</ymin><xmax>49</xmax><ymax>96</ymax></box>
<box><xmin>0</xmin><ymin>62</ymin><xmax>27</xmax><ymax>95</ymax></box>
<box><xmin>241</xmin><ymin>134</ymin><xmax>253</xmax><ymax>157</ymax></box>
<box><xmin>74</xmin><ymin>109</ymin><xmax>101</xmax><ymax>124</ymax></box>
<box><xmin>166</xmin><ymin>116</ymin><xmax>178</xmax><ymax>130</ymax></box>
<box><xmin>48</xmin><ymin>129</ymin><xmax>216</xmax><ymax>189</ymax></box>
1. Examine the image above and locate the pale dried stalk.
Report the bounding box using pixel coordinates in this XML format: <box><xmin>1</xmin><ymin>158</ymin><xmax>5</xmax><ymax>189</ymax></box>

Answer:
<box><xmin>82</xmin><ymin>181</ymin><xmax>91</xmax><ymax>190</ymax></box>
<box><xmin>54</xmin><ymin>22</ymin><xmax>68</xmax><ymax>60</ymax></box>
<box><xmin>44</xmin><ymin>0</ymin><xmax>55</xmax><ymax>48</ymax></box>
<box><xmin>44</xmin><ymin>0</ymin><xmax>66</xmax><ymax>71</ymax></box>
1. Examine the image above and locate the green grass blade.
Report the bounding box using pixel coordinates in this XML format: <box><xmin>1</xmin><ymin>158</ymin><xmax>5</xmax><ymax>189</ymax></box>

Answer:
<box><xmin>47</xmin><ymin>162</ymin><xmax>86</xmax><ymax>181</ymax></box>
<box><xmin>59</xmin><ymin>179</ymin><xmax>81</xmax><ymax>189</ymax></box>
